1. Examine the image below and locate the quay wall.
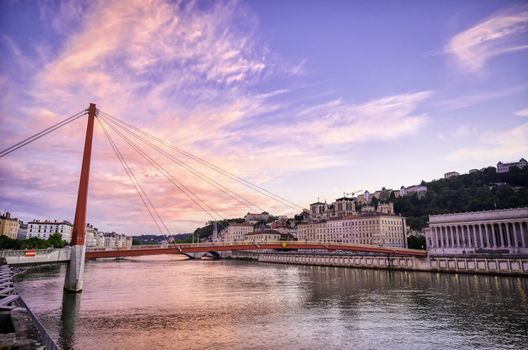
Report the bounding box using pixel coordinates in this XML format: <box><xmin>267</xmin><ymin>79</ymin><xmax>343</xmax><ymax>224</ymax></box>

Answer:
<box><xmin>231</xmin><ymin>251</ymin><xmax>528</xmax><ymax>276</ymax></box>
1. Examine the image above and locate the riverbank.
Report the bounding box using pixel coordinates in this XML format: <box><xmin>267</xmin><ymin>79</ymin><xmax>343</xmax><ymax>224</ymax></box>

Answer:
<box><xmin>230</xmin><ymin>251</ymin><xmax>528</xmax><ymax>276</ymax></box>
<box><xmin>0</xmin><ymin>264</ymin><xmax>59</xmax><ymax>350</ymax></box>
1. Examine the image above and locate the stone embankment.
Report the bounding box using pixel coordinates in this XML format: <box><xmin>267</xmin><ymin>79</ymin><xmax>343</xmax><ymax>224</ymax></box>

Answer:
<box><xmin>231</xmin><ymin>251</ymin><xmax>528</xmax><ymax>276</ymax></box>
<box><xmin>0</xmin><ymin>262</ymin><xmax>59</xmax><ymax>349</ymax></box>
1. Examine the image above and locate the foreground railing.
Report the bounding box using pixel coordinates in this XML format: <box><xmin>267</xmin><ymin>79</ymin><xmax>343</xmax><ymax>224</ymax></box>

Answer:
<box><xmin>16</xmin><ymin>294</ymin><xmax>60</xmax><ymax>350</ymax></box>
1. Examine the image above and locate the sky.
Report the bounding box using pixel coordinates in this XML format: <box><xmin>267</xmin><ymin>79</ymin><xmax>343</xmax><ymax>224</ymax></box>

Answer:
<box><xmin>0</xmin><ymin>0</ymin><xmax>527</xmax><ymax>234</ymax></box>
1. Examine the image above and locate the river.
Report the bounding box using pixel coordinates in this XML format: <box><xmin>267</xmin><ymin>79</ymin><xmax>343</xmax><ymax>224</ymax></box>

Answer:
<box><xmin>14</xmin><ymin>256</ymin><xmax>528</xmax><ymax>350</ymax></box>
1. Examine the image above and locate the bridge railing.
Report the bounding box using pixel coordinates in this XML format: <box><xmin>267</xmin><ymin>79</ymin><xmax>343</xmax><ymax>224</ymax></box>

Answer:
<box><xmin>2</xmin><ymin>248</ymin><xmax>72</xmax><ymax>265</ymax></box>
<box><xmin>85</xmin><ymin>241</ymin><xmax>424</xmax><ymax>253</ymax></box>
<box><xmin>0</xmin><ymin>247</ymin><xmax>70</xmax><ymax>257</ymax></box>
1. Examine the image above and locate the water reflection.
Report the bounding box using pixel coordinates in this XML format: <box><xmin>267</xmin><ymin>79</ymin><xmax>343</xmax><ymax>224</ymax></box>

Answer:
<box><xmin>14</xmin><ymin>259</ymin><xmax>528</xmax><ymax>350</ymax></box>
<box><xmin>60</xmin><ymin>292</ymin><xmax>81</xmax><ymax>350</ymax></box>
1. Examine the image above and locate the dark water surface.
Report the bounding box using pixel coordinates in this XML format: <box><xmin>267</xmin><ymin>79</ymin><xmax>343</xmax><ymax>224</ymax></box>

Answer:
<box><xmin>14</xmin><ymin>257</ymin><xmax>528</xmax><ymax>350</ymax></box>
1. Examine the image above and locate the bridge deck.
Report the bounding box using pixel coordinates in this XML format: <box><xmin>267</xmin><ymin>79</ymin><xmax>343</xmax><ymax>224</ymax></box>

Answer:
<box><xmin>1</xmin><ymin>242</ymin><xmax>427</xmax><ymax>266</ymax></box>
<box><xmin>85</xmin><ymin>242</ymin><xmax>427</xmax><ymax>259</ymax></box>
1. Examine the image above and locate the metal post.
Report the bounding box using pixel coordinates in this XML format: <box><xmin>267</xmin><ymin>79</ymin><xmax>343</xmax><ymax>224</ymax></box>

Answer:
<box><xmin>64</xmin><ymin>103</ymin><xmax>96</xmax><ymax>292</ymax></box>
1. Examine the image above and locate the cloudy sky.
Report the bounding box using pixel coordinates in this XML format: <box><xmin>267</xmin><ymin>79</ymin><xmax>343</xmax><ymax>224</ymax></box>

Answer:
<box><xmin>1</xmin><ymin>0</ymin><xmax>527</xmax><ymax>234</ymax></box>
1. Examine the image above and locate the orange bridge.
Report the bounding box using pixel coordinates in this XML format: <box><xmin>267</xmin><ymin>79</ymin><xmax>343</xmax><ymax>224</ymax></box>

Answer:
<box><xmin>85</xmin><ymin>241</ymin><xmax>427</xmax><ymax>259</ymax></box>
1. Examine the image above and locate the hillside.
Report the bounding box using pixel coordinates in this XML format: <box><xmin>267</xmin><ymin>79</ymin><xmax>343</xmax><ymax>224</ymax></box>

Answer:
<box><xmin>392</xmin><ymin>166</ymin><xmax>528</xmax><ymax>230</ymax></box>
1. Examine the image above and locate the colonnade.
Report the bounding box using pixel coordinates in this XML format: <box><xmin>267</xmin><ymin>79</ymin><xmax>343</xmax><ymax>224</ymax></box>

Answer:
<box><xmin>429</xmin><ymin>221</ymin><xmax>528</xmax><ymax>252</ymax></box>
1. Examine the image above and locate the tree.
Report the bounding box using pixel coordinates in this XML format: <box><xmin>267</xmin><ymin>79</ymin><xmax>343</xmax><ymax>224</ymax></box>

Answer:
<box><xmin>407</xmin><ymin>235</ymin><xmax>426</xmax><ymax>250</ymax></box>
<box><xmin>0</xmin><ymin>235</ymin><xmax>22</xmax><ymax>249</ymax></box>
<box><xmin>48</xmin><ymin>232</ymin><xmax>66</xmax><ymax>248</ymax></box>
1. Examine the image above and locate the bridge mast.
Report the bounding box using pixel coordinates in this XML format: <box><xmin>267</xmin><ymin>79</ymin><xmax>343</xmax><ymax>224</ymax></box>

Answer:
<box><xmin>64</xmin><ymin>103</ymin><xmax>96</xmax><ymax>292</ymax></box>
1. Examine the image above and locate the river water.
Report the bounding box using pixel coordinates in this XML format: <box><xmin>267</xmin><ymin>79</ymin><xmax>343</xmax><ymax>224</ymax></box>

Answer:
<box><xmin>14</xmin><ymin>256</ymin><xmax>528</xmax><ymax>350</ymax></box>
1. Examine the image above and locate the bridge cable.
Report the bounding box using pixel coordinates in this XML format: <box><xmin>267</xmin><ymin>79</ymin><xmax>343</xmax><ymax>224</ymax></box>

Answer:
<box><xmin>98</xmin><ymin>110</ymin><xmax>303</xmax><ymax>211</ymax></box>
<box><xmin>100</xmin><ymin>116</ymin><xmax>224</xmax><ymax>222</ymax></box>
<box><xmin>100</xmin><ymin>115</ymin><xmax>266</xmax><ymax>213</ymax></box>
<box><xmin>99</xmin><ymin>117</ymin><xmax>224</xmax><ymax>222</ymax></box>
<box><xmin>97</xmin><ymin>117</ymin><xmax>170</xmax><ymax>235</ymax></box>
<box><xmin>0</xmin><ymin>110</ymin><xmax>87</xmax><ymax>158</ymax></box>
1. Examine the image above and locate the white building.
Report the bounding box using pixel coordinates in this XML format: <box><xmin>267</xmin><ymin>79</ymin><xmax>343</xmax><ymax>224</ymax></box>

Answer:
<box><xmin>497</xmin><ymin>158</ymin><xmax>527</xmax><ymax>173</ymax></box>
<box><xmin>27</xmin><ymin>220</ymin><xmax>73</xmax><ymax>242</ymax></box>
<box><xmin>102</xmin><ymin>232</ymin><xmax>130</xmax><ymax>248</ymax></box>
<box><xmin>85</xmin><ymin>223</ymin><xmax>99</xmax><ymax>247</ymax></box>
<box><xmin>244</xmin><ymin>230</ymin><xmax>282</xmax><ymax>242</ymax></box>
<box><xmin>377</xmin><ymin>202</ymin><xmax>394</xmax><ymax>214</ymax></box>
<box><xmin>103</xmin><ymin>232</ymin><xmax>117</xmax><ymax>248</ymax></box>
<box><xmin>400</xmin><ymin>185</ymin><xmax>427</xmax><ymax>197</ymax></box>
<box><xmin>224</xmin><ymin>223</ymin><xmax>254</xmax><ymax>242</ymax></box>
<box><xmin>425</xmin><ymin>208</ymin><xmax>528</xmax><ymax>255</ymax></box>
<box><xmin>95</xmin><ymin>231</ymin><xmax>105</xmax><ymax>247</ymax></box>
<box><xmin>444</xmin><ymin>171</ymin><xmax>460</xmax><ymax>179</ymax></box>
<box><xmin>298</xmin><ymin>213</ymin><xmax>407</xmax><ymax>248</ymax></box>
<box><xmin>244</xmin><ymin>212</ymin><xmax>270</xmax><ymax>224</ymax></box>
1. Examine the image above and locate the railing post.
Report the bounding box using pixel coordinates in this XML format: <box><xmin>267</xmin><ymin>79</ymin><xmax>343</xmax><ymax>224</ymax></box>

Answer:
<box><xmin>64</xmin><ymin>103</ymin><xmax>95</xmax><ymax>293</ymax></box>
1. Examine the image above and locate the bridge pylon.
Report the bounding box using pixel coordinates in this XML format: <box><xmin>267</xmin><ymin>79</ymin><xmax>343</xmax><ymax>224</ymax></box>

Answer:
<box><xmin>64</xmin><ymin>103</ymin><xmax>96</xmax><ymax>292</ymax></box>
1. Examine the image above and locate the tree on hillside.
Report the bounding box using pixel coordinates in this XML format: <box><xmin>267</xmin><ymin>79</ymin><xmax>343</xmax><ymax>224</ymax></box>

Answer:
<box><xmin>394</xmin><ymin>167</ymin><xmax>528</xmax><ymax>230</ymax></box>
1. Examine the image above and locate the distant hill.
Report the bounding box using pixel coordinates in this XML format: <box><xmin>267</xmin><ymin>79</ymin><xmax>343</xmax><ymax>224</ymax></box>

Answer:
<box><xmin>392</xmin><ymin>166</ymin><xmax>528</xmax><ymax>230</ymax></box>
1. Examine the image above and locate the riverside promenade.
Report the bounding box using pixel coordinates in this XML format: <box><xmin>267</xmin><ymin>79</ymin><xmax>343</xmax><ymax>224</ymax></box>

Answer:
<box><xmin>231</xmin><ymin>251</ymin><xmax>528</xmax><ymax>276</ymax></box>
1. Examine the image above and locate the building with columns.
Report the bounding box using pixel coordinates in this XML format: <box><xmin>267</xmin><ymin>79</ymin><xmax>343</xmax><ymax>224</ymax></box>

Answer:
<box><xmin>425</xmin><ymin>208</ymin><xmax>528</xmax><ymax>255</ymax></box>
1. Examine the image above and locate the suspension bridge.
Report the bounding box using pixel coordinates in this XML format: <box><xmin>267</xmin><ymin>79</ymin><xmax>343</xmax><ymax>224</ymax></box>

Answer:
<box><xmin>0</xmin><ymin>103</ymin><xmax>427</xmax><ymax>292</ymax></box>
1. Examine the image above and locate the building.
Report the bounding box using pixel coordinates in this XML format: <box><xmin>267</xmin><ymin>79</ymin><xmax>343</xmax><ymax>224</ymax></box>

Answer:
<box><xmin>0</xmin><ymin>212</ymin><xmax>20</xmax><ymax>240</ymax></box>
<box><xmin>270</xmin><ymin>220</ymin><xmax>298</xmax><ymax>238</ymax></box>
<box><xmin>17</xmin><ymin>223</ymin><xmax>28</xmax><ymax>240</ymax></box>
<box><xmin>309</xmin><ymin>196</ymin><xmax>359</xmax><ymax>220</ymax></box>
<box><xmin>244</xmin><ymin>212</ymin><xmax>270</xmax><ymax>224</ymax></box>
<box><xmin>85</xmin><ymin>223</ymin><xmax>99</xmax><ymax>247</ymax></box>
<box><xmin>224</xmin><ymin>223</ymin><xmax>254</xmax><ymax>242</ymax></box>
<box><xmin>309</xmin><ymin>202</ymin><xmax>327</xmax><ymax>219</ymax></box>
<box><xmin>244</xmin><ymin>229</ymin><xmax>282</xmax><ymax>242</ymax></box>
<box><xmin>497</xmin><ymin>158</ymin><xmax>527</xmax><ymax>173</ymax></box>
<box><xmin>27</xmin><ymin>220</ymin><xmax>73</xmax><ymax>242</ymax></box>
<box><xmin>334</xmin><ymin>197</ymin><xmax>356</xmax><ymax>217</ymax></box>
<box><xmin>104</xmin><ymin>232</ymin><xmax>116</xmax><ymax>248</ymax></box>
<box><xmin>469</xmin><ymin>169</ymin><xmax>480</xmax><ymax>174</ymax></box>
<box><xmin>444</xmin><ymin>171</ymin><xmax>460</xmax><ymax>179</ymax></box>
<box><xmin>298</xmin><ymin>213</ymin><xmax>407</xmax><ymax>248</ymax></box>
<box><xmin>361</xmin><ymin>205</ymin><xmax>375</xmax><ymax>213</ymax></box>
<box><xmin>400</xmin><ymin>185</ymin><xmax>427</xmax><ymax>198</ymax></box>
<box><xmin>102</xmin><ymin>232</ymin><xmax>130</xmax><ymax>248</ymax></box>
<box><xmin>377</xmin><ymin>202</ymin><xmax>394</xmax><ymax>215</ymax></box>
<box><xmin>425</xmin><ymin>208</ymin><xmax>528</xmax><ymax>255</ymax></box>
<box><xmin>95</xmin><ymin>231</ymin><xmax>105</xmax><ymax>247</ymax></box>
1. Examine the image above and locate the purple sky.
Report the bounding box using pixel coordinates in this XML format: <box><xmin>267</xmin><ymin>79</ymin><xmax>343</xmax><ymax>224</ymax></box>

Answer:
<box><xmin>0</xmin><ymin>0</ymin><xmax>527</xmax><ymax>234</ymax></box>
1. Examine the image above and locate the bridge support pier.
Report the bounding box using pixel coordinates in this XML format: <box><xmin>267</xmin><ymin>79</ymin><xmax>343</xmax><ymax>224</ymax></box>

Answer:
<box><xmin>64</xmin><ymin>103</ymin><xmax>96</xmax><ymax>293</ymax></box>
<box><xmin>65</xmin><ymin>245</ymin><xmax>86</xmax><ymax>292</ymax></box>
